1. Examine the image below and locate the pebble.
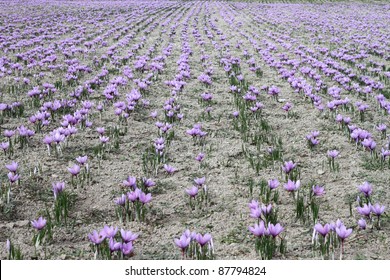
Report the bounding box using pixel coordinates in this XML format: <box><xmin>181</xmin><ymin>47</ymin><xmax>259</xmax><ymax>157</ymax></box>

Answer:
<box><xmin>317</xmin><ymin>170</ymin><xmax>325</xmax><ymax>175</ymax></box>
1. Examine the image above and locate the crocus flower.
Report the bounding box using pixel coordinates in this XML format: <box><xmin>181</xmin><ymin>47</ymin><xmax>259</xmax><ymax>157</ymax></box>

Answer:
<box><xmin>327</xmin><ymin>150</ymin><xmax>340</xmax><ymax>158</ymax></box>
<box><xmin>174</xmin><ymin>235</ymin><xmax>191</xmax><ymax>250</ymax></box>
<box><xmin>99</xmin><ymin>136</ymin><xmax>109</xmax><ymax>144</ymax></box>
<box><xmin>88</xmin><ymin>230</ymin><xmax>106</xmax><ymax>245</ymax></box>
<box><xmin>358</xmin><ymin>219</ymin><xmax>366</xmax><ymax>230</ymax></box>
<box><xmin>5</xmin><ymin>162</ymin><xmax>18</xmax><ymax>173</ymax></box>
<box><xmin>122</xmin><ymin>242</ymin><xmax>133</xmax><ymax>256</ymax></box>
<box><xmin>68</xmin><ymin>164</ymin><xmax>80</xmax><ymax>176</ymax></box>
<box><xmin>249</xmin><ymin>207</ymin><xmax>262</xmax><ymax>219</ymax></box>
<box><xmin>142</xmin><ymin>178</ymin><xmax>156</xmax><ymax>188</ymax></box>
<box><xmin>268</xmin><ymin>179</ymin><xmax>279</xmax><ymax>190</ymax></box>
<box><xmin>282</xmin><ymin>161</ymin><xmax>296</xmax><ymax>174</ymax></box>
<box><xmin>358</xmin><ymin>182</ymin><xmax>372</xmax><ymax>197</ymax></box>
<box><xmin>195</xmin><ymin>153</ymin><xmax>205</xmax><ymax>162</ymax></box>
<box><xmin>52</xmin><ymin>181</ymin><xmax>66</xmax><ymax>199</ymax></box>
<box><xmin>114</xmin><ymin>194</ymin><xmax>126</xmax><ymax>206</ymax></box>
<box><xmin>267</xmin><ymin>223</ymin><xmax>284</xmax><ymax>237</ymax></box>
<box><xmin>120</xmin><ymin>229</ymin><xmax>139</xmax><ymax>243</ymax></box>
<box><xmin>123</xmin><ymin>176</ymin><xmax>137</xmax><ymax>189</ymax></box>
<box><xmin>314</xmin><ymin>223</ymin><xmax>330</xmax><ymax>237</ymax></box>
<box><xmin>371</xmin><ymin>203</ymin><xmax>386</xmax><ymax>217</ymax></box>
<box><xmin>76</xmin><ymin>156</ymin><xmax>88</xmax><ymax>165</ymax></box>
<box><xmin>357</xmin><ymin>203</ymin><xmax>371</xmax><ymax>217</ymax></box>
<box><xmin>194</xmin><ymin>177</ymin><xmax>206</xmax><ymax>186</ymax></box>
<box><xmin>31</xmin><ymin>217</ymin><xmax>47</xmax><ymax>230</ymax></box>
<box><xmin>7</xmin><ymin>172</ymin><xmax>20</xmax><ymax>184</ymax></box>
<box><xmin>248</xmin><ymin>200</ymin><xmax>259</xmax><ymax>209</ymax></box>
<box><xmin>103</xmin><ymin>226</ymin><xmax>118</xmax><ymax>238</ymax></box>
<box><xmin>261</xmin><ymin>204</ymin><xmax>272</xmax><ymax>215</ymax></box>
<box><xmin>164</xmin><ymin>164</ymin><xmax>177</xmax><ymax>175</ymax></box>
<box><xmin>195</xmin><ymin>233</ymin><xmax>212</xmax><ymax>246</ymax></box>
<box><xmin>284</xmin><ymin>179</ymin><xmax>300</xmax><ymax>192</ymax></box>
<box><xmin>139</xmin><ymin>192</ymin><xmax>152</xmax><ymax>204</ymax></box>
<box><xmin>109</xmin><ymin>238</ymin><xmax>122</xmax><ymax>252</ymax></box>
<box><xmin>186</xmin><ymin>186</ymin><xmax>198</xmax><ymax>198</ymax></box>
<box><xmin>312</xmin><ymin>185</ymin><xmax>325</xmax><ymax>196</ymax></box>
<box><xmin>335</xmin><ymin>225</ymin><xmax>352</xmax><ymax>241</ymax></box>
<box><xmin>248</xmin><ymin>221</ymin><xmax>266</xmax><ymax>237</ymax></box>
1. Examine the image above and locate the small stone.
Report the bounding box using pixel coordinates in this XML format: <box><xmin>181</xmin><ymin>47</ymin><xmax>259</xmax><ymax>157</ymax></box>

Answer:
<box><xmin>15</xmin><ymin>220</ymin><xmax>29</xmax><ymax>227</ymax></box>
<box><xmin>60</xmin><ymin>254</ymin><xmax>67</xmax><ymax>260</ymax></box>
<box><xmin>317</xmin><ymin>170</ymin><xmax>325</xmax><ymax>175</ymax></box>
<box><xmin>278</xmin><ymin>98</ymin><xmax>286</xmax><ymax>103</ymax></box>
<box><xmin>6</xmin><ymin>222</ymin><xmax>15</xmax><ymax>229</ymax></box>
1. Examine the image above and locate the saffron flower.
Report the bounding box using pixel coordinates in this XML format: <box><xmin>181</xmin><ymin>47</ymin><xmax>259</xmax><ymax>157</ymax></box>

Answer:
<box><xmin>268</xmin><ymin>179</ymin><xmax>279</xmax><ymax>190</ymax></box>
<box><xmin>120</xmin><ymin>229</ymin><xmax>139</xmax><ymax>243</ymax></box>
<box><xmin>357</xmin><ymin>204</ymin><xmax>371</xmax><ymax>217</ymax></box>
<box><xmin>282</xmin><ymin>161</ymin><xmax>296</xmax><ymax>174</ymax></box>
<box><xmin>248</xmin><ymin>221</ymin><xmax>266</xmax><ymax>237</ymax></box>
<box><xmin>186</xmin><ymin>186</ymin><xmax>198</xmax><ymax>198</ymax></box>
<box><xmin>88</xmin><ymin>230</ymin><xmax>106</xmax><ymax>245</ymax></box>
<box><xmin>195</xmin><ymin>233</ymin><xmax>212</xmax><ymax>246</ymax></box>
<box><xmin>122</xmin><ymin>242</ymin><xmax>133</xmax><ymax>256</ymax></box>
<box><xmin>103</xmin><ymin>226</ymin><xmax>118</xmax><ymax>238</ymax></box>
<box><xmin>371</xmin><ymin>203</ymin><xmax>386</xmax><ymax>217</ymax></box>
<box><xmin>174</xmin><ymin>235</ymin><xmax>191</xmax><ymax>250</ymax></box>
<box><xmin>5</xmin><ymin>162</ymin><xmax>18</xmax><ymax>173</ymax></box>
<box><xmin>267</xmin><ymin>223</ymin><xmax>284</xmax><ymax>237</ymax></box>
<box><xmin>312</xmin><ymin>185</ymin><xmax>325</xmax><ymax>196</ymax></box>
<box><xmin>68</xmin><ymin>164</ymin><xmax>81</xmax><ymax>176</ymax></box>
<box><xmin>284</xmin><ymin>179</ymin><xmax>300</xmax><ymax>192</ymax></box>
<box><xmin>335</xmin><ymin>225</ymin><xmax>352</xmax><ymax>241</ymax></box>
<box><xmin>314</xmin><ymin>223</ymin><xmax>330</xmax><ymax>237</ymax></box>
<box><xmin>31</xmin><ymin>217</ymin><xmax>47</xmax><ymax>230</ymax></box>
<box><xmin>358</xmin><ymin>219</ymin><xmax>366</xmax><ymax>230</ymax></box>
<box><xmin>164</xmin><ymin>164</ymin><xmax>177</xmax><ymax>175</ymax></box>
<box><xmin>358</xmin><ymin>182</ymin><xmax>372</xmax><ymax>197</ymax></box>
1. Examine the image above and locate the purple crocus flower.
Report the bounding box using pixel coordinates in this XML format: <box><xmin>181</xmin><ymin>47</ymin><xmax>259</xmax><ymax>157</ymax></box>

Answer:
<box><xmin>249</xmin><ymin>207</ymin><xmax>262</xmax><ymax>219</ymax></box>
<box><xmin>261</xmin><ymin>204</ymin><xmax>272</xmax><ymax>215</ymax></box>
<box><xmin>120</xmin><ymin>229</ymin><xmax>139</xmax><ymax>243</ymax></box>
<box><xmin>195</xmin><ymin>233</ymin><xmax>212</xmax><ymax>246</ymax></box>
<box><xmin>284</xmin><ymin>179</ymin><xmax>300</xmax><ymax>192</ymax></box>
<box><xmin>268</xmin><ymin>179</ymin><xmax>279</xmax><ymax>190</ymax></box>
<box><xmin>371</xmin><ymin>203</ymin><xmax>386</xmax><ymax>217</ymax></box>
<box><xmin>5</xmin><ymin>162</ymin><xmax>18</xmax><ymax>173</ymax></box>
<box><xmin>31</xmin><ymin>217</ymin><xmax>47</xmax><ymax>230</ymax></box>
<box><xmin>103</xmin><ymin>225</ymin><xmax>118</xmax><ymax>238</ymax></box>
<box><xmin>194</xmin><ymin>177</ymin><xmax>206</xmax><ymax>186</ymax></box>
<box><xmin>358</xmin><ymin>182</ymin><xmax>372</xmax><ymax>197</ymax></box>
<box><xmin>186</xmin><ymin>186</ymin><xmax>199</xmax><ymax>198</ymax></box>
<box><xmin>109</xmin><ymin>238</ymin><xmax>122</xmax><ymax>252</ymax></box>
<box><xmin>164</xmin><ymin>164</ymin><xmax>177</xmax><ymax>175</ymax></box>
<box><xmin>7</xmin><ymin>172</ymin><xmax>20</xmax><ymax>184</ymax></box>
<box><xmin>327</xmin><ymin>150</ymin><xmax>340</xmax><ymax>158</ymax></box>
<box><xmin>88</xmin><ymin>230</ymin><xmax>106</xmax><ymax>245</ymax></box>
<box><xmin>52</xmin><ymin>181</ymin><xmax>66</xmax><ymax>199</ymax></box>
<box><xmin>314</xmin><ymin>223</ymin><xmax>330</xmax><ymax>237</ymax></box>
<box><xmin>267</xmin><ymin>223</ymin><xmax>284</xmax><ymax>237</ymax></box>
<box><xmin>123</xmin><ymin>176</ymin><xmax>137</xmax><ymax>189</ymax></box>
<box><xmin>248</xmin><ymin>221</ymin><xmax>266</xmax><ymax>237</ymax></box>
<box><xmin>174</xmin><ymin>235</ymin><xmax>191</xmax><ymax>251</ymax></box>
<box><xmin>142</xmin><ymin>178</ymin><xmax>156</xmax><ymax>188</ymax></box>
<box><xmin>96</xmin><ymin>127</ymin><xmax>105</xmax><ymax>135</ymax></box>
<box><xmin>114</xmin><ymin>194</ymin><xmax>126</xmax><ymax>206</ymax></box>
<box><xmin>248</xmin><ymin>200</ymin><xmax>259</xmax><ymax>209</ymax></box>
<box><xmin>68</xmin><ymin>164</ymin><xmax>80</xmax><ymax>176</ymax></box>
<box><xmin>76</xmin><ymin>156</ymin><xmax>88</xmax><ymax>165</ymax></box>
<box><xmin>335</xmin><ymin>225</ymin><xmax>352</xmax><ymax>241</ymax></box>
<box><xmin>122</xmin><ymin>242</ymin><xmax>133</xmax><ymax>256</ymax></box>
<box><xmin>282</xmin><ymin>161</ymin><xmax>296</xmax><ymax>174</ymax></box>
<box><xmin>358</xmin><ymin>219</ymin><xmax>366</xmax><ymax>230</ymax></box>
<box><xmin>312</xmin><ymin>185</ymin><xmax>325</xmax><ymax>196</ymax></box>
<box><xmin>195</xmin><ymin>153</ymin><xmax>205</xmax><ymax>162</ymax></box>
<box><xmin>139</xmin><ymin>192</ymin><xmax>152</xmax><ymax>204</ymax></box>
<box><xmin>357</xmin><ymin>204</ymin><xmax>371</xmax><ymax>217</ymax></box>
<box><xmin>99</xmin><ymin>136</ymin><xmax>109</xmax><ymax>144</ymax></box>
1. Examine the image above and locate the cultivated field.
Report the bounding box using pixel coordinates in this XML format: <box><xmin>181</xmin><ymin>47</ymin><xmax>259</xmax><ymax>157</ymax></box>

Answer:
<box><xmin>0</xmin><ymin>0</ymin><xmax>389</xmax><ymax>260</ymax></box>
